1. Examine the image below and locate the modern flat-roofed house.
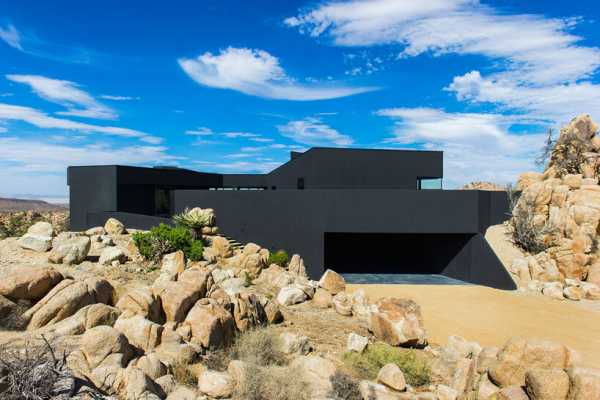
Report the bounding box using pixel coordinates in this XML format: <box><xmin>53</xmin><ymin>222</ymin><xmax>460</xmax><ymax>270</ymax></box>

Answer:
<box><xmin>68</xmin><ymin>147</ymin><xmax>515</xmax><ymax>289</ymax></box>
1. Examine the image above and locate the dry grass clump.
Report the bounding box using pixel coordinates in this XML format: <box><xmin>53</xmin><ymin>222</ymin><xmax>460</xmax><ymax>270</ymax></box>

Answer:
<box><xmin>342</xmin><ymin>343</ymin><xmax>431</xmax><ymax>387</ymax></box>
<box><xmin>510</xmin><ymin>208</ymin><xmax>556</xmax><ymax>254</ymax></box>
<box><xmin>328</xmin><ymin>371</ymin><xmax>362</xmax><ymax>400</ymax></box>
<box><xmin>170</xmin><ymin>360</ymin><xmax>198</xmax><ymax>387</ymax></box>
<box><xmin>233</xmin><ymin>362</ymin><xmax>310</xmax><ymax>400</ymax></box>
<box><xmin>229</xmin><ymin>327</ymin><xmax>286</xmax><ymax>367</ymax></box>
<box><xmin>0</xmin><ymin>337</ymin><xmax>104</xmax><ymax>399</ymax></box>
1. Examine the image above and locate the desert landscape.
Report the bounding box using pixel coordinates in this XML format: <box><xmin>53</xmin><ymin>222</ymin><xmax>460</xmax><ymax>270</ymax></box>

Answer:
<box><xmin>1</xmin><ymin>116</ymin><xmax>600</xmax><ymax>399</ymax></box>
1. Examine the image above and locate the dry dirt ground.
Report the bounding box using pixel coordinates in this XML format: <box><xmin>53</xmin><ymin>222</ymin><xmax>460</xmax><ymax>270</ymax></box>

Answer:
<box><xmin>350</xmin><ymin>284</ymin><xmax>600</xmax><ymax>367</ymax></box>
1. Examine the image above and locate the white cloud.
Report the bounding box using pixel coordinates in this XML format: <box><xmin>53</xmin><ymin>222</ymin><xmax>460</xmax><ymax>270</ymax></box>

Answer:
<box><xmin>250</xmin><ymin>137</ymin><xmax>274</xmax><ymax>143</ymax></box>
<box><xmin>193</xmin><ymin>160</ymin><xmax>281</xmax><ymax>173</ymax></box>
<box><xmin>286</xmin><ymin>0</ymin><xmax>600</xmax><ymax>85</ymax></box>
<box><xmin>375</xmin><ymin>107</ymin><xmax>545</xmax><ymax>187</ymax></box>
<box><xmin>6</xmin><ymin>74</ymin><xmax>117</xmax><ymax>120</ymax></box>
<box><xmin>178</xmin><ymin>47</ymin><xmax>376</xmax><ymax>100</ymax></box>
<box><xmin>0</xmin><ymin>24</ymin><xmax>22</xmax><ymax>50</ymax></box>
<box><xmin>0</xmin><ymin>136</ymin><xmax>180</xmax><ymax>200</ymax></box>
<box><xmin>222</xmin><ymin>131</ymin><xmax>260</xmax><ymax>138</ymax></box>
<box><xmin>278</xmin><ymin>117</ymin><xmax>353</xmax><ymax>146</ymax></box>
<box><xmin>446</xmin><ymin>70</ymin><xmax>600</xmax><ymax>123</ymax></box>
<box><xmin>99</xmin><ymin>95</ymin><xmax>140</xmax><ymax>101</ymax></box>
<box><xmin>185</xmin><ymin>127</ymin><xmax>214</xmax><ymax>136</ymax></box>
<box><xmin>0</xmin><ymin>126</ymin><xmax>7</xmax><ymax>133</ymax></box>
<box><xmin>0</xmin><ymin>102</ymin><xmax>162</xmax><ymax>143</ymax></box>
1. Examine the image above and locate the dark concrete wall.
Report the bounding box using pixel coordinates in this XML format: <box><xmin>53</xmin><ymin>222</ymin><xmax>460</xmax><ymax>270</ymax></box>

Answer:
<box><xmin>68</xmin><ymin>166</ymin><xmax>118</xmax><ymax>231</ymax></box>
<box><xmin>172</xmin><ymin>189</ymin><xmax>515</xmax><ymax>289</ymax></box>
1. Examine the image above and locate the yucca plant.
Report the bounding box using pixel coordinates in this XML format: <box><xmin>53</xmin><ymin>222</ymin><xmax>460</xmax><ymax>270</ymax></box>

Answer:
<box><xmin>173</xmin><ymin>207</ymin><xmax>214</xmax><ymax>239</ymax></box>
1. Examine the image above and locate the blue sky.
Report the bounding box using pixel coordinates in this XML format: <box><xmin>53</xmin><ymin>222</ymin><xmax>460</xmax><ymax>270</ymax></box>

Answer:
<box><xmin>1</xmin><ymin>0</ymin><xmax>600</xmax><ymax>203</ymax></box>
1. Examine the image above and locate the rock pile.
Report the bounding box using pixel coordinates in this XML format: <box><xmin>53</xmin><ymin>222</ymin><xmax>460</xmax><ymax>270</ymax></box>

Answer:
<box><xmin>510</xmin><ymin>114</ymin><xmax>600</xmax><ymax>301</ymax></box>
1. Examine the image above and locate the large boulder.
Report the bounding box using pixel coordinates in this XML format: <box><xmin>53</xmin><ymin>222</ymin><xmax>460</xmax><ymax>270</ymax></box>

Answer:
<box><xmin>105</xmin><ymin>217</ymin><xmax>126</xmax><ymax>235</ymax></box>
<box><xmin>489</xmin><ymin>338</ymin><xmax>576</xmax><ymax>387</ymax></box>
<box><xmin>116</xmin><ymin>287</ymin><xmax>164</xmax><ymax>323</ymax></box>
<box><xmin>99</xmin><ymin>246</ymin><xmax>127</xmax><ymax>266</ymax></box>
<box><xmin>129</xmin><ymin>353</ymin><xmax>168</xmax><ymax>381</ymax></box>
<box><xmin>23</xmin><ymin>277</ymin><xmax>114</xmax><ymax>330</ymax></box>
<box><xmin>18</xmin><ymin>234</ymin><xmax>52</xmax><ymax>252</ymax></box>
<box><xmin>0</xmin><ymin>267</ymin><xmax>62</xmax><ymax>301</ymax></box>
<box><xmin>197</xmin><ymin>370</ymin><xmax>232</xmax><ymax>398</ymax></box>
<box><xmin>566</xmin><ymin>367</ymin><xmax>600</xmax><ymax>400</ymax></box>
<box><xmin>369</xmin><ymin>297</ymin><xmax>427</xmax><ymax>347</ymax></box>
<box><xmin>154</xmin><ymin>280</ymin><xmax>205</xmax><ymax>323</ymax></box>
<box><xmin>332</xmin><ymin>292</ymin><xmax>353</xmax><ymax>316</ymax></box>
<box><xmin>114</xmin><ymin>315</ymin><xmax>163</xmax><ymax>352</ymax></box>
<box><xmin>160</xmin><ymin>251</ymin><xmax>186</xmax><ymax>280</ymax></box>
<box><xmin>182</xmin><ymin>298</ymin><xmax>235</xmax><ymax>349</ymax></box>
<box><xmin>209</xmin><ymin>236</ymin><xmax>232</xmax><ymax>259</ymax></box>
<box><xmin>288</xmin><ymin>254</ymin><xmax>307</xmax><ymax>277</ymax></box>
<box><xmin>28</xmin><ymin>221</ymin><xmax>55</xmax><ymax>237</ymax></box>
<box><xmin>318</xmin><ymin>269</ymin><xmax>346</xmax><ymax>294</ymax></box>
<box><xmin>524</xmin><ymin>368</ymin><xmax>569</xmax><ymax>400</ymax></box>
<box><xmin>39</xmin><ymin>303</ymin><xmax>120</xmax><ymax>337</ymax></box>
<box><xmin>377</xmin><ymin>363</ymin><xmax>407</xmax><ymax>392</ymax></box>
<box><xmin>232</xmin><ymin>293</ymin><xmax>267</xmax><ymax>332</ymax></box>
<box><xmin>48</xmin><ymin>236</ymin><xmax>91</xmax><ymax>265</ymax></box>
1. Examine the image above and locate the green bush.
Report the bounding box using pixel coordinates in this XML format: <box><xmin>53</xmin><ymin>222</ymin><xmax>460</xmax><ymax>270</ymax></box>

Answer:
<box><xmin>132</xmin><ymin>223</ymin><xmax>203</xmax><ymax>262</ymax></box>
<box><xmin>342</xmin><ymin>343</ymin><xmax>431</xmax><ymax>387</ymax></box>
<box><xmin>267</xmin><ymin>250</ymin><xmax>289</xmax><ymax>267</ymax></box>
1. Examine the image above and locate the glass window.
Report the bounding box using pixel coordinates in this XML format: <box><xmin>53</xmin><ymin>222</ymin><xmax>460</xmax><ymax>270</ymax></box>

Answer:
<box><xmin>417</xmin><ymin>178</ymin><xmax>442</xmax><ymax>190</ymax></box>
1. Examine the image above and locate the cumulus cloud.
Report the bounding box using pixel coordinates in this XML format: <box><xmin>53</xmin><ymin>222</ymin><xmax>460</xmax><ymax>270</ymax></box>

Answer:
<box><xmin>178</xmin><ymin>47</ymin><xmax>376</xmax><ymax>100</ymax></box>
<box><xmin>375</xmin><ymin>107</ymin><xmax>545</xmax><ymax>187</ymax></box>
<box><xmin>0</xmin><ymin>102</ymin><xmax>161</xmax><ymax>143</ymax></box>
<box><xmin>0</xmin><ymin>24</ymin><xmax>21</xmax><ymax>50</ymax></box>
<box><xmin>7</xmin><ymin>74</ymin><xmax>117</xmax><ymax>120</ymax></box>
<box><xmin>286</xmin><ymin>0</ymin><xmax>600</xmax><ymax>85</ymax></box>
<box><xmin>0</xmin><ymin>136</ymin><xmax>180</xmax><ymax>200</ymax></box>
<box><xmin>278</xmin><ymin>117</ymin><xmax>353</xmax><ymax>146</ymax></box>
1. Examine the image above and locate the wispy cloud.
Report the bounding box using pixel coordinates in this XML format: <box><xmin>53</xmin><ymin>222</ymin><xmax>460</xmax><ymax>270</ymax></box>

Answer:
<box><xmin>375</xmin><ymin>107</ymin><xmax>545</xmax><ymax>187</ymax></box>
<box><xmin>193</xmin><ymin>159</ymin><xmax>281</xmax><ymax>173</ymax></box>
<box><xmin>278</xmin><ymin>117</ymin><xmax>353</xmax><ymax>146</ymax></box>
<box><xmin>0</xmin><ymin>102</ymin><xmax>161</xmax><ymax>143</ymax></box>
<box><xmin>185</xmin><ymin>127</ymin><xmax>214</xmax><ymax>136</ymax></box>
<box><xmin>178</xmin><ymin>47</ymin><xmax>377</xmax><ymax>101</ymax></box>
<box><xmin>6</xmin><ymin>74</ymin><xmax>117</xmax><ymax>120</ymax></box>
<box><xmin>0</xmin><ymin>24</ymin><xmax>22</xmax><ymax>50</ymax></box>
<box><xmin>0</xmin><ymin>136</ymin><xmax>180</xmax><ymax>200</ymax></box>
<box><xmin>99</xmin><ymin>95</ymin><xmax>140</xmax><ymax>101</ymax></box>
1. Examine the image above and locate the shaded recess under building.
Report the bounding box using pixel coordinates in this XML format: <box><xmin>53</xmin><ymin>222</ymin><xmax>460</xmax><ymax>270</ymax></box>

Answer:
<box><xmin>68</xmin><ymin>147</ymin><xmax>515</xmax><ymax>289</ymax></box>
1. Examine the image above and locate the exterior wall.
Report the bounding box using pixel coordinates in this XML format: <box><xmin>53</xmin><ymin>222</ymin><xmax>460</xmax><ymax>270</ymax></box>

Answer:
<box><xmin>68</xmin><ymin>166</ymin><xmax>118</xmax><ymax>231</ymax></box>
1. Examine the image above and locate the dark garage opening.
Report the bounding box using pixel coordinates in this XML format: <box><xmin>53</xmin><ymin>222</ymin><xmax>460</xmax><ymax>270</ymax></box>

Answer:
<box><xmin>324</xmin><ymin>232</ymin><xmax>475</xmax><ymax>284</ymax></box>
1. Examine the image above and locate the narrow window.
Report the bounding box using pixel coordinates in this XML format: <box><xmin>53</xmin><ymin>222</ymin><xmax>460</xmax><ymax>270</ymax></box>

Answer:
<box><xmin>297</xmin><ymin>177</ymin><xmax>305</xmax><ymax>190</ymax></box>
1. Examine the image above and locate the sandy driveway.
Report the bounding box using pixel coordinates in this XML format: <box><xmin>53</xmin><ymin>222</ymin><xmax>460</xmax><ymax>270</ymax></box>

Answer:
<box><xmin>350</xmin><ymin>284</ymin><xmax>600</xmax><ymax>367</ymax></box>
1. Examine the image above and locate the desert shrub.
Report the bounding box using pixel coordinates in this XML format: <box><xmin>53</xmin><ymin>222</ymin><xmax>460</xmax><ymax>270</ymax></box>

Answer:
<box><xmin>173</xmin><ymin>207</ymin><xmax>214</xmax><ymax>239</ymax></box>
<box><xmin>233</xmin><ymin>363</ymin><xmax>310</xmax><ymax>400</ymax></box>
<box><xmin>230</xmin><ymin>328</ymin><xmax>286</xmax><ymax>367</ymax></box>
<box><xmin>201</xmin><ymin>348</ymin><xmax>231</xmax><ymax>372</ymax></box>
<box><xmin>170</xmin><ymin>360</ymin><xmax>198</xmax><ymax>386</ymax></box>
<box><xmin>0</xmin><ymin>211</ymin><xmax>69</xmax><ymax>239</ymax></box>
<box><xmin>550</xmin><ymin>130</ymin><xmax>592</xmax><ymax>177</ymax></box>
<box><xmin>342</xmin><ymin>343</ymin><xmax>431</xmax><ymax>387</ymax></box>
<box><xmin>132</xmin><ymin>223</ymin><xmax>203</xmax><ymax>262</ymax></box>
<box><xmin>328</xmin><ymin>371</ymin><xmax>362</xmax><ymax>400</ymax></box>
<box><xmin>510</xmin><ymin>207</ymin><xmax>556</xmax><ymax>254</ymax></box>
<box><xmin>0</xmin><ymin>338</ymin><xmax>103</xmax><ymax>399</ymax></box>
<box><xmin>267</xmin><ymin>250</ymin><xmax>289</xmax><ymax>267</ymax></box>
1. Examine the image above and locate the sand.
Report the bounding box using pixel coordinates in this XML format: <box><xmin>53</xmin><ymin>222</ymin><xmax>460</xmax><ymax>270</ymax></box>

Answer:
<box><xmin>349</xmin><ymin>284</ymin><xmax>600</xmax><ymax>367</ymax></box>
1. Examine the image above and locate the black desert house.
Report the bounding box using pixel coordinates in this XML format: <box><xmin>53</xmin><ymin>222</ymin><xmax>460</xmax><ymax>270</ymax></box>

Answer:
<box><xmin>68</xmin><ymin>147</ymin><xmax>516</xmax><ymax>289</ymax></box>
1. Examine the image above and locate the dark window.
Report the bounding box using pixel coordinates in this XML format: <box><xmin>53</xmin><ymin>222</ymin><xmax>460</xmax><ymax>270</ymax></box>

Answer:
<box><xmin>297</xmin><ymin>177</ymin><xmax>305</xmax><ymax>190</ymax></box>
<box><xmin>271</xmin><ymin>186</ymin><xmax>277</xmax><ymax>190</ymax></box>
<box><xmin>155</xmin><ymin>188</ymin><xmax>171</xmax><ymax>216</ymax></box>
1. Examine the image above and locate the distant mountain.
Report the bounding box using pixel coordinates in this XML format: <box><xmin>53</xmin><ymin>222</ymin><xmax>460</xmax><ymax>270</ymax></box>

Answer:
<box><xmin>0</xmin><ymin>197</ymin><xmax>68</xmax><ymax>212</ymax></box>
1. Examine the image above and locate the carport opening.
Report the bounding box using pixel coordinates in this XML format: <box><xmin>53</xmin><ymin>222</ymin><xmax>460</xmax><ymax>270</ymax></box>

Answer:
<box><xmin>324</xmin><ymin>232</ymin><xmax>474</xmax><ymax>277</ymax></box>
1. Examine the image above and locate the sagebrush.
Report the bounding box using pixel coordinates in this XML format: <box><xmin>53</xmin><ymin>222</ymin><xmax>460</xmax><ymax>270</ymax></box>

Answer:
<box><xmin>233</xmin><ymin>363</ymin><xmax>310</xmax><ymax>400</ymax></box>
<box><xmin>132</xmin><ymin>223</ymin><xmax>203</xmax><ymax>262</ymax></box>
<box><xmin>342</xmin><ymin>343</ymin><xmax>431</xmax><ymax>387</ymax></box>
<box><xmin>229</xmin><ymin>328</ymin><xmax>286</xmax><ymax>367</ymax></box>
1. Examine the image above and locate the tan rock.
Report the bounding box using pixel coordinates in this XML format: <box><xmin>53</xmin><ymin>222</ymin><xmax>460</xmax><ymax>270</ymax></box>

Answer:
<box><xmin>197</xmin><ymin>370</ymin><xmax>232</xmax><ymax>398</ymax></box>
<box><xmin>377</xmin><ymin>363</ymin><xmax>406</xmax><ymax>391</ymax></box>
<box><xmin>155</xmin><ymin>280</ymin><xmax>204</xmax><ymax>322</ymax></box>
<box><xmin>105</xmin><ymin>217</ymin><xmax>125</xmax><ymax>235</ymax></box>
<box><xmin>566</xmin><ymin>367</ymin><xmax>600</xmax><ymax>400</ymax></box>
<box><xmin>24</xmin><ymin>277</ymin><xmax>114</xmax><ymax>330</ymax></box>
<box><xmin>49</xmin><ymin>236</ymin><xmax>91</xmax><ymax>265</ymax></box>
<box><xmin>587</xmin><ymin>262</ymin><xmax>600</xmax><ymax>286</ymax></box>
<box><xmin>477</xmin><ymin>347</ymin><xmax>499</xmax><ymax>374</ymax></box>
<box><xmin>517</xmin><ymin>172</ymin><xmax>543</xmax><ymax>191</ymax></box>
<box><xmin>477</xmin><ymin>373</ymin><xmax>500</xmax><ymax>399</ymax></box>
<box><xmin>18</xmin><ymin>234</ymin><xmax>53</xmax><ymax>252</ymax></box>
<box><xmin>99</xmin><ymin>246</ymin><xmax>126</xmax><ymax>266</ymax></box>
<box><xmin>240</xmin><ymin>252</ymin><xmax>265</xmax><ymax>278</ymax></box>
<box><xmin>129</xmin><ymin>353</ymin><xmax>168</xmax><ymax>380</ymax></box>
<box><xmin>542</xmin><ymin>283</ymin><xmax>565</xmax><ymax>300</ymax></box>
<box><xmin>332</xmin><ymin>291</ymin><xmax>353</xmax><ymax>316</ymax></box>
<box><xmin>166</xmin><ymin>386</ymin><xmax>199</xmax><ymax>399</ymax></box>
<box><xmin>525</xmin><ymin>368</ymin><xmax>569</xmax><ymax>400</ymax></box>
<box><xmin>288</xmin><ymin>254</ymin><xmax>307</xmax><ymax>277</ymax></box>
<box><xmin>40</xmin><ymin>303</ymin><xmax>120</xmax><ymax>337</ymax></box>
<box><xmin>116</xmin><ymin>286</ymin><xmax>163</xmax><ymax>323</ymax></box>
<box><xmin>277</xmin><ymin>285</ymin><xmax>307</xmax><ymax>306</ymax></box>
<box><xmin>581</xmin><ymin>282</ymin><xmax>600</xmax><ymax>300</ymax></box>
<box><xmin>0</xmin><ymin>267</ymin><xmax>62</xmax><ymax>301</ymax></box>
<box><xmin>257</xmin><ymin>264</ymin><xmax>294</xmax><ymax>288</ymax></box>
<box><xmin>27</xmin><ymin>221</ymin><xmax>55</xmax><ymax>237</ymax></box>
<box><xmin>312</xmin><ymin>287</ymin><xmax>333</xmax><ymax>308</ymax></box>
<box><xmin>120</xmin><ymin>366</ymin><xmax>162</xmax><ymax>400</ymax></box>
<box><xmin>347</xmin><ymin>332</ymin><xmax>369</xmax><ymax>353</ymax></box>
<box><xmin>0</xmin><ymin>295</ymin><xmax>15</xmax><ymax>320</ymax></box>
<box><xmin>563</xmin><ymin>285</ymin><xmax>584</xmax><ymax>300</ymax></box>
<box><xmin>114</xmin><ymin>315</ymin><xmax>163</xmax><ymax>352</ymax></box>
<box><xmin>489</xmin><ymin>337</ymin><xmax>573</xmax><ymax>387</ymax></box>
<box><xmin>262</xmin><ymin>298</ymin><xmax>284</xmax><ymax>324</ymax></box>
<box><xmin>161</xmin><ymin>251</ymin><xmax>186</xmax><ymax>280</ymax></box>
<box><xmin>291</xmin><ymin>356</ymin><xmax>336</xmax><ymax>398</ymax></box>
<box><xmin>563</xmin><ymin>174</ymin><xmax>583</xmax><ymax>189</ymax></box>
<box><xmin>350</xmin><ymin>289</ymin><xmax>372</xmax><ymax>319</ymax></box>
<box><xmin>232</xmin><ymin>293</ymin><xmax>266</xmax><ymax>332</ymax></box>
<box><xmin>183</xmin><ymin>299</ymin><xmax>235</xmax><ymax>349</ymax></box>
<box><xmin>210</xmin><ymin>236</ymin><xmax>232</xmax><ymax>258</ymax></box>
<box><xmin>494</xmin><ymin>385</ymin><xmax>530</xmax><ymax>400</ymax></box>
<box><xmin>155</xmin><ymin>374</ymin><xmax>177</xmax><ymax>396</ymax></box>
<box><xmin>68</xmin><ymin>325</ymin><xmax>134</xmax><ymax>373</ymax></box>
<box><xmin>358</xmin><ymin>380</ymin><xmax>403</xmax><ymax>400</ymax></box>
<box><xmin>280</xmin><ymin>332</ymin><xmax>311</xmax><ymax>355</ymax></box>
<box><xmin>318</xmin><ymin>269</ymin><xmax>346</xmax><ymax>294</ymax></box>
<box><xmin>369</xmin><ymin>297</ymin><xmax>427</xmax><ymax>347</ymax></box>
<box><xmin>154</xmin><ymin>329</ymin><xmax>198</xmax><ymax>367</ymax></box>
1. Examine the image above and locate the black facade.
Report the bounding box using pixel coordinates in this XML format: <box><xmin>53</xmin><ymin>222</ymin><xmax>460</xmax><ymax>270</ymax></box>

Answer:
<box><xmin>68</xmin><ymin>147</ymin><xmax>515</xmax><ymax>289</ymax></box>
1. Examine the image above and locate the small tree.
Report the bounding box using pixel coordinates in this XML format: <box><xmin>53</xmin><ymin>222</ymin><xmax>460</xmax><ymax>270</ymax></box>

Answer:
<box><xmin>535</xmin><ymin>128</ymin><xmax>555</xmax><ymax>168</ymax></box>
